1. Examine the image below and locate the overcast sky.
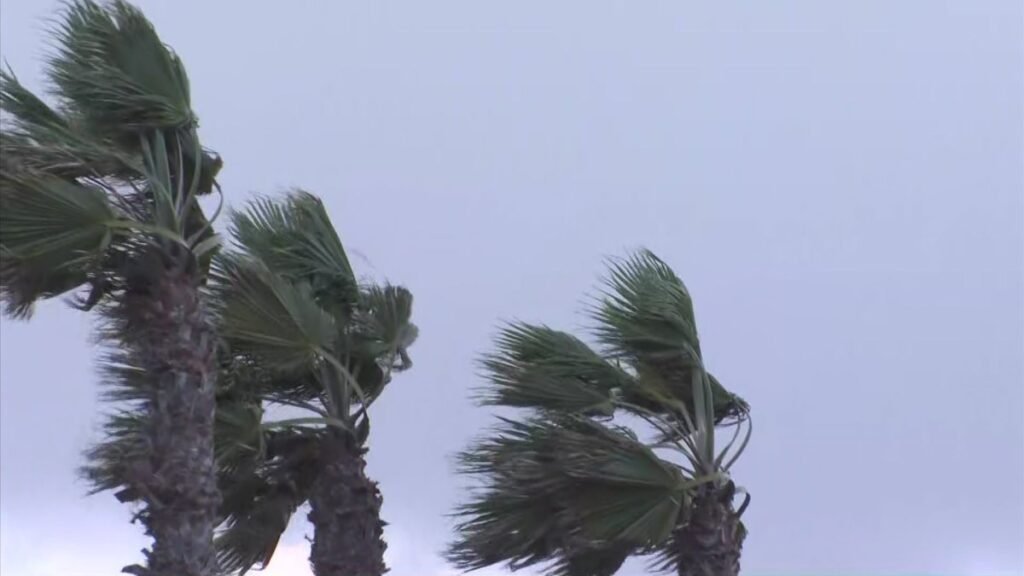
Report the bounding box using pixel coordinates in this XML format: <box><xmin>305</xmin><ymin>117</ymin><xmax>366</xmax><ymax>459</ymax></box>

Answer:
<box><xmin>1</xmin><ymin>1</ymin><xmax>1022</xmax><ymax>575</ymax></box>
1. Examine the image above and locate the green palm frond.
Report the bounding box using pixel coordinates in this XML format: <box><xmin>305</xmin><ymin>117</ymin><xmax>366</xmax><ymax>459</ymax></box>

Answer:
<box><xmin>452</xmin><ymin>415</ymin><xmax>685</xmax><ymax>571</ymax></box>
<box><xmin>215</xmin><ymin>395</ymin><xmax>266</xmax><ymax>478</ymax></box>
<box><xmin>548</xmin><ymin>418</ymin><xmax>684</xmax><ymax>545</ymax></box>
<box><xmin>451</xmin><ymin>417</ymin><xmax>576</xmax><ymax>571</ymax></box>
<box><xmin>1</xmin><ymin>69</ymin><xmax>139</xmax><ymax>179</ymax></box>
<box><xmin>218</xmin><ymin>353</ymin><xmax>322</xmax><ymax>408</ymax></box>
<box><xmin>215</xmin><ymin>493</ymin><xmax>294</xmax><ymax>576</ymax></box>
<box><xmin>353</xmin><ymin>284</ymin><xmax>417</xmax><ymax>367</ymax></box>
<box><xmin>47</xmin><ymin>0</ymin><xmax>194</xmax><ymax>139</ymax></box>
<box><xmin>0</xmin><ymin>68</ymin><xmax>67</xmax><ymax>130</ymax></box>
<box><xmin>230</xmin><ymin>191</ymin><xmax>357</xmax><ymax>310</ymax></box>
<box><xmin>592</xmin><ymin>248</ymin><xmax>701</xmax><ymax>366</ymax></box>
<box><xmin>0</xmin><ymin>173</ymin><xmax>116</xmax><ymax>317</ymax></box>
<box><xmin>344</xmin><ymin>283</ymin><xmax>418</xmax><ymax>406</ymax></box>
<box><xmin>480</xmin><ymin>323</ymin><xmax>634</xmax><ymax>415</ymax></box>
<box><xmin>554</xmin><ymin>417</ymin><xmax>681</xmax><ymax>489</ymax></box>
<box><xmin>216</xmin><ymin>430</ymin><xmax>319</xmax><ymax>576</ymax></box>
<box><xmin>216</xmin><ymin>256</ymin><xmax>337</xmax><ymax>375</ymax></box>
<box><xmin>449</xmin><ymin>490</ymin><xmax>562</xmax><ymax>573</ymax></box>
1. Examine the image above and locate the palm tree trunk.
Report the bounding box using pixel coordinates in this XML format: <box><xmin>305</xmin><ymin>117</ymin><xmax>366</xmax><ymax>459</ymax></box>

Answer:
<box><xmin>672</xmin><ymin>484</ymin><xmax>746</xmax><ymax>576</ymax></box>
<box><xmin>307</xmin><ymin>433</ymin><xmax>387</xmax><ymax>576</ymax></box>
<box><xmin>120</xmin><ymin>258</ymin><xmax>220</xmax><ymax>576</ymax></box>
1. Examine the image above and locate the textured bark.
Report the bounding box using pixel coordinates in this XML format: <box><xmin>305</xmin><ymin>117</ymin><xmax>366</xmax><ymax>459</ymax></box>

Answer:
<box><xmin>120</xmin><ymin>257</ymin><xmax>220</xmax><ymax>576</ymax></box>
<box><xmin>672</xmin><ymin>484</ymin><xmax>746</xmax><ymax>576</ymax></box>
<box><xmin>308</xmin><ymin>434</ymin><xmax>387</xmax><ymax>576</ymax></box>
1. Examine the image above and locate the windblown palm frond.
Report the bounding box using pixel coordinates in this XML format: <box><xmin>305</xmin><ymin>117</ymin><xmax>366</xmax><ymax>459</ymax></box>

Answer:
<box><xmin>218</xmin><ymin>191</ymin><xmax>419</xmax><ymax>410</ymax></box>
<box><xmin>216</xmin><ymin>256</ymin><xmax>338</xmax><ymax>376</ymax></box>
<box><xmin>229</xmin><ymin>191</ymin><xmax>358</xmax><ymax>311</ymax></box>
<box><xmin>215</xmin><ymin>427</ymin><xmax>320</xmax><ymax>576</ymax></box>
<box><xmin>0</xmin><ymin>69</ymin><xmax>138</xmax><ymax>179</ymax></box>
<box><xmin>593</xmin><ymin>249</ymin><xmax>701</xmax><ymax>364</ymax></box>
<box><xmin>591</xmin><ymin>250</ymin><xmax>748</xmax><ymax>425</ymax></box>
<box><xmin>47</xmin><ymin>0</ymin><xmax>193</xmax><ymax>137</ymax></box>
<box><xmin>450</xmin><ymin>249</ymin><xmax>752</xmax><ymax>576</ymax></box>
<box><xmin>452</xmin><ymin>415</ymin><xmax>685</xmax><ymax>572</ymax></box>
<box><xmin>0</xmin><ymin>174</ymin><xmax>115</xmax><ymax>316</ymax></box>
<box><xmin>480</xmin><ymin>322</ymin><xmax>635</xmax><ymax>415</ymax></box>
<box><xmin>354</xmin><ymin>284</ymin><xmax>417</xmax><ymax>361</ymax></box>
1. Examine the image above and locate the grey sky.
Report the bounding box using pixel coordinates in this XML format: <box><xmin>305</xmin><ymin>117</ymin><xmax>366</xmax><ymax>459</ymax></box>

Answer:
<box><xmin>1</xmin><ymin>1</ymin><xmax>1022</xmax><ymax>574</ymax></box>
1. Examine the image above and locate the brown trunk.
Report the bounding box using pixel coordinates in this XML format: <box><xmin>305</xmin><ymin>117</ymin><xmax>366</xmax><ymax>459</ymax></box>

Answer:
<box><xmin>308</xmin><ymin>433</ymin><xmax>387</xmax><ymax>576</ymax></box>
<box><xmin>120</xmin><ymin>257</ymin><xmax>220</xmax><ymax>576</ymax></box>
<box><xmin>672</xmin><ymin>484</ymin><xmax>746</xmax><ymax>576</ymax></box>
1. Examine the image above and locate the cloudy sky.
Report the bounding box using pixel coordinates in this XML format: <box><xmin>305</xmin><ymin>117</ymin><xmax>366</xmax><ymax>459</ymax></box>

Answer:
<box><xmin>1</xmin><ymin>1</ymin><xmax>1022</xmax><ymax>575</ymax></box>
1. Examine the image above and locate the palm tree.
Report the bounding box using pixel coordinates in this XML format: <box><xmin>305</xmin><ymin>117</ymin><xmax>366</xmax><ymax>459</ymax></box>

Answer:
<box><xmin>0</xmin><ymin>2</ymin><xmax>223</xmax><ymax>574</ymax></box>
<box><xmin>448</xmin><ymin>250</ymin><xmax>752</xmax><ymax>576</ymax></box>
<box><xmin>208</xmin><ymin>192</ymin><xmax>418</xmax><ymax>576</ymax></box>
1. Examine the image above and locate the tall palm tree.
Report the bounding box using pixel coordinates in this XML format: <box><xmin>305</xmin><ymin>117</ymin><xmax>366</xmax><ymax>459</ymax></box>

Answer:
<box><xmin>449</xmin><ymin>250</ymin><xmax>752</xmax><ymax>576</ymax></box>
<box><xmin>208</xmin><ymin>192</ymin><xmax>418</xmax><ymax>576</ymax></box>
<box><xmin>0</xmin><ymin>2</ymin><xmax>223</xmax><ymax>574</ymax></box>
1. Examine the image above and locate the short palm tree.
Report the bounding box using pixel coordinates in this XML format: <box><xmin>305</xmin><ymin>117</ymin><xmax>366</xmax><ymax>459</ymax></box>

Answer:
<box><xmin>449</xmin><ymin>250</ymin><xmax>752</xmax><ymax>576</ymax></box>
<box><xmin>208</xmin><ymin>192</ymin><xmax>418</xmax><ymax>576</ymax></box>
<box><xmin>1</xmin><ymin>2</ymin><xmax>223</xmax><ymax>574</ymax></box>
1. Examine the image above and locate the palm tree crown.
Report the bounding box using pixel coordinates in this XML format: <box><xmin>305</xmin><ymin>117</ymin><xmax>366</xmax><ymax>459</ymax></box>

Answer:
<box><xmin>1</xmin><ymin>0</ymin><xmax>222</xmax><ymax>318</ymax></box>
<box><xmin>209</xmin><ymin>192</ymin><xmax>418</xmax><ymax>575</ymax></box>
<box><xmin>450</xmin><ymin>250</ymin><xmax>751</xmax><ymax>576</ymax></box>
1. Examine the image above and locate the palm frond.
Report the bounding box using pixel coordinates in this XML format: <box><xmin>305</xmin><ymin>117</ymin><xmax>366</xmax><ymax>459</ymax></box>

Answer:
<box><xmin>554</xmin><ymin>417</ymin><xmax>681</xmax><ymax>489</ymax></box>
<box><xmin>216</xmin><ymin>256</ymin><xmax>337</xmax><ymax>375</ymax></box>
<box><xmin>479</xmin><ymin>322</ymin><xmax>634</xmax><ymax>415</ymax></box>
<box><xmin>451</xmin><ymin>416</ymin><xmax>684</xmax><ymax>571</ymax></box>
<box><xmin>0</xmin><ymin>67</ymin><xmax>67</xmax><ymax>130</ymax></box>
<box><xmin>230</xmin><ymin>191</ymin><xmax>358</xmax><ymax>311</ymax></box>
<box><xmin>0</xmin><ymin>173</ymin><xmax>116</xmax><ymax>317</ymax></box>
<box><xmin>215</xmin><ymin>393</ymin><xmax>266</xmax><ymax>478</ymax></box>
<box><xmin>591</xmin><ymin>249</ymin><xmax>701</xmax><ymax>366</ymax></box>
<box><xmin>215</xmin><ymin>474</ymin><xmax>305</xmax><ymax>576</ymax></box>
<box><xmin>550</xmin><ymin>418</ymin><xmax>684</xmax><ymax>544</ymax></box>
<box><xmin>451</xmin><ymin>417</ymin><xmax>590</xmax><ymax>572</ymax></box>
<box><xmin>1</xmin><ymin>68</ymin><xmax>139</xmax><ymax>179</ymax></box>
<box><xmin>340</xmin><ymin>283</ymin><xmax>418</xmax><ymax>406</ymax></box>
<box><xmin>216</xmin><ymin>430</ymin><xmax>319</xmax><ymax>576</ymax></box>
<box><xmin>47</xmin><ymin>0</ymin><xmax>194</xmax><ymax>139</ymax></box>
<box><xmin>353</xmin><ymin>283</ymin><xmax>417</xmax><ymax>367</ymax></box>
